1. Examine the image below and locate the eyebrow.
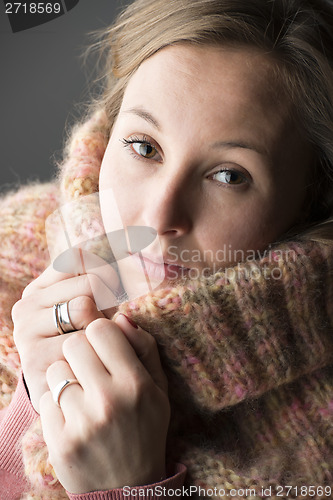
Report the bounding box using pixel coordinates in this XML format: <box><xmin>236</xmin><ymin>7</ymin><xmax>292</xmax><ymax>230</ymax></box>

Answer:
<box><xmin>122</xmin><ymin>106</ymin><xmax>267</xmax><ymax>157</ymax></box>
<box><xmin>122</xmin><ymin>107</ymin><xmax>161</xmax><ymax>130</ymax></box>
<box><xmin>211</xmin><ymin>140</ymin><xmax>267</xmax><ymax>157</ymax></box>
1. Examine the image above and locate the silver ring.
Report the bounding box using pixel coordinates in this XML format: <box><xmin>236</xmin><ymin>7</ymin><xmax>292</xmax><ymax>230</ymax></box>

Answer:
<box><xmin>52</xmin><ymin>379</ymin><xmax>81</xmax><ymax>407</ymax></box>
<box><xmin>53</xmin><ymin>302</ymin><xmax>75</xmax><ymax>334</ymax></box>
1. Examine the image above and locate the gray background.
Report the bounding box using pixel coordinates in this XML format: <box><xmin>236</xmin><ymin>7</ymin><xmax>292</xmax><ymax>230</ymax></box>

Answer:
<box><xmin>0</xmin><ymin>0</ymin><xmax>123</xmax><ymax>192</ymax></box>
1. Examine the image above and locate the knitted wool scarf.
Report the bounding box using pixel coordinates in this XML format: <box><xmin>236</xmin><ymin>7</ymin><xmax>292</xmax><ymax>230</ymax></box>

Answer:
<box><xmin>1</xmin><ymin>111</ymin><xmax>333</xmax><ymax>499</ymax></box>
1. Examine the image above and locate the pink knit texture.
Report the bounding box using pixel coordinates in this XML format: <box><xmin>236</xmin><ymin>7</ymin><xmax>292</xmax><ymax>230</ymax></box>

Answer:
<box><xmin>0</xmin><ymin>111</ymin><xmax>332</xmax><ymax>498</ymax></box>
<box><xmin>0</xmin><ymin>183</ymin><xmax>59</xmax><ymax>410</ymax></box>
<box><xmin>59</xmin><ymin>109</ymin><xmax>109</xmax><ymax>202</ymax></box>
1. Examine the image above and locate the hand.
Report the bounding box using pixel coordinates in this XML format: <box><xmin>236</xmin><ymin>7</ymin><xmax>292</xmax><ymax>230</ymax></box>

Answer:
<box><xmin>39</xmin><ymin>314</ymin><xmax>170</xmax><ymax>493</ymax></box>
<box><xmin>12</xmin><ymin>259</ymin><xmax>119</xmax><ymax>412</ymax></box>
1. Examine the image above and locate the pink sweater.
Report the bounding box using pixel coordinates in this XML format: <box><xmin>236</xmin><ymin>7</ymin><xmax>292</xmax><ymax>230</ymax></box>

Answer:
<box><xmin>0</xmin><ymin>374</ymin><xmax>186</xmax><ymax>499</ymax></box>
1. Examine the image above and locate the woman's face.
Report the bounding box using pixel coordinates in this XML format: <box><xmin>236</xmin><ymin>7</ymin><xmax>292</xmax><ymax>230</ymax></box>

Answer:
<box><xmin>99</xmin><ymin>44</ymin><xmax>311</xmax><ymax>280</ymax></box>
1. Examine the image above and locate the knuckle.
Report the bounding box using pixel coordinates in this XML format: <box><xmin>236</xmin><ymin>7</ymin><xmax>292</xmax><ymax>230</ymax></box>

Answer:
<box><xmin>11</xmin><ymin>297</ymin><xmax>26</xmax><ymax>323</ymax></box>
<box><xmin>77</xmin><ymin>273</ymin><xmax>99</xmax><ymax>296</ymax></box>
<box><xmin>124</xmin><ymin>368</ymin><xmax>151</xmax><ymax>404</ymax></box>
<box><xmin>62</xmin><ymin>331</ymin><xmax>86</xmax><ymax>355</ymax></box>
<box><xmin>11</xmin><ymin>299</ymin><xmax>20</xmax><ymax>321</ymax></box>
<box><xmin>70</xmin><ymin>295</ymin><xmax>98</xmax><ymax>327</ymax></box>
<box><xmin>71</xmin><ymin>295</ymin><xmax>96</xmax><ymax>315</ymax></box>
<box><xmin>72</xmin><ymin>274</ymin><xmax>91</xmax><ymax>300</ymax></box>
<box><xmin>85</xmin><ymin>272</ymin><xmax>99</xmax><ymax>290</ymax></box>
<box><xmin>21</xmin><ymin>281</ymin><xmax>35</xmax><ymax>298</ymax></box>
<box><xmin>12</xmin><ymin>294</ymin><xmax>39</xmax><ymax>326</ymax></box>
<box><xmin>46</xmin><ymin>359</ymin><xmax>68</xmax><ymax>379</ymax></box>
<box><xmin>12</xmin><ymin>299</ymin><xmax>32</xmax><ymax>347</ymax></box>
<box><xmin>85</xmin><ymin>317</ymin><xmax>110</xmax><ymax>339</ymax></box>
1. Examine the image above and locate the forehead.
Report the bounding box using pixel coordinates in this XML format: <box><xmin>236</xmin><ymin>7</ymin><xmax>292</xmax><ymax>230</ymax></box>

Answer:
<box><xmin>122</xmin><ymin>44</ymin><xmax>287</xmax><ymax>105</ymax></box>
<box><xmin>120</xmin><ymin>44</ymin><xmax>292</xmax><ymax>152</ymax></box>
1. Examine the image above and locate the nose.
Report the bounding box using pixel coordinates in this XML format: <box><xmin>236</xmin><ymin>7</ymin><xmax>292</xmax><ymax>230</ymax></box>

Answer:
<box><xmin>141</xmin><ymin>172</ymin><xmax>193</xmax><ymax>238</ymax></box>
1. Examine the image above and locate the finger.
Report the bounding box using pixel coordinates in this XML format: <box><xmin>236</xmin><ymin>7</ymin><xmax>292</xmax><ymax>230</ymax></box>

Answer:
<box><xmin>83</xmin><ymin>318</ymin><xmax>150</xmax><ymax>386</ymax></box>
<box><xmin>13</xmin><ymin>294</ymin><xmax>100</xmax><ymax>339</ymax></box>
<box><xmin>13</xmin><ymin>302</ymin><xmax>58</xmax><ymax>338</ymax></box>
<box><xmin>22</xmin><ymin>272</ymin><xmax>94</xmax><ymax>304</ymax></box>
<box><xmin>40</xmin><ymin>389</ymin><xmax>65</xmax><ymax>459</ymax></box>
<box><xmin>46</xmin><ymin>359</ymin><xmax>84</xmax><ymax>421</ymax></box>
<box><xmin>40</xmin><ymin>271</ymin><xmax>120</xmax><ymax>311</ymax></box>
<box><xmin>22</xmin><ymin>252</ymin><xmax>121</xmax><ymax>312</ymax></box>
<box><xmin>22</xmin><ymin>264</ymin><xmax>76</xmax><ymax>298</ymax></box>
<box><xmin>62</xmin><ymin>332</ymin><xmax>110</xmax><ymax>392</ymax></box>
<box><xmin>115</xmin><ymin>314</ymin><xmax>168</xmax><ymax>393</ymax></box>
<box><xmin>23</xmin><ymin>248</ymin><xmax>118</xmax><ymax>295</ymax></box>
<box><xmin>54</xmin><ymin>296</ymin><xmax>105</xmax><ymax>334</ymax></box>
<box><xmin>17</xmin><ymin>331</ymin><xmax>83</xmax><ymax>414</ymax></box>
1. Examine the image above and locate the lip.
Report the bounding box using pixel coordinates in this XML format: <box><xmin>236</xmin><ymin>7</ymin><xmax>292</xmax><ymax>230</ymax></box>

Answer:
<box><xmin>129</xmin><ymin>252</ymin><xmax>190</xmax><ymax>280</ymax></box>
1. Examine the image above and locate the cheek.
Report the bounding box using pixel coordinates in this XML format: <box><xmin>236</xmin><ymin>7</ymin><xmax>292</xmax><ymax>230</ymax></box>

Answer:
<box><xmin>203</xmin><ymin>195</ymin><xmax>284</xmax><ymax>264</ymax></box>
<box><xmin>192</xmin><ymin>201</ymin><xmax>265</xmax><ymax>267</ymax></box>
<box><xmin>260</xmin><ymin>179</ymin><xmax>306</xmax><ymax>239</ymax></box>
<box><xmin>99</xmin><ymin>140</ymin><xmax>119</xmax><ymax>191</ymax></box>
<box><xmin>99</xmin><ymin>148</ymin><xmax>142</xmax><ymax>229</ymax></box>
<box><xmin>99</xmin><ymin>145</ymin><xmax>127</xmax><ymax>206</ymax></box>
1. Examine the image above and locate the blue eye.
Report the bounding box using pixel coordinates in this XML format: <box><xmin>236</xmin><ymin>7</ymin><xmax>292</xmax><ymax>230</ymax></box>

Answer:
<box><xmin>212</xmin><ymin>169</ymin><xmax>245</xmax><ymax>185</ymax></box>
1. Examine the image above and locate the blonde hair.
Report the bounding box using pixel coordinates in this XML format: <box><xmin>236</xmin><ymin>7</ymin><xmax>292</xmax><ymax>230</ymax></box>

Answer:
<box><xmin>87</xmin><ymin>0</ymin><xmax>333</xmax><ymax>241</ymax></box>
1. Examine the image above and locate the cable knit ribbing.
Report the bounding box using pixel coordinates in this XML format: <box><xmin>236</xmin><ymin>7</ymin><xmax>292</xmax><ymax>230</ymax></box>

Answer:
<box><xmin>0</xmin><ymin>111</ymin><xmax>332</xmax><ymax>498</ymax></box>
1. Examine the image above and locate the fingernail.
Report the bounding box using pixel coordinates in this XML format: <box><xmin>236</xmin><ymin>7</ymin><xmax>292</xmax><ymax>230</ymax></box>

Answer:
<box><xmin>120</xmin><ymin>313</ymin><xmax>138</xmax><ymax>329</ymax></box>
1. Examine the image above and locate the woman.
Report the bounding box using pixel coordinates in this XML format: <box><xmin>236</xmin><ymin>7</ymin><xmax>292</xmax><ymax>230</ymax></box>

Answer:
<box><xmin>1</xmin><ymin>0</ymin><xmax>333</xmax><ymax>498</ymax></box>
